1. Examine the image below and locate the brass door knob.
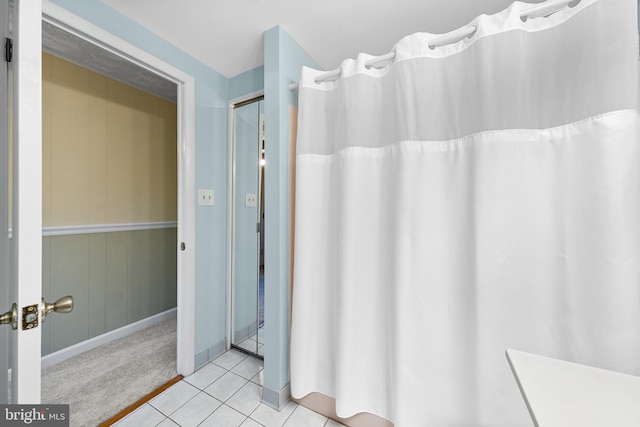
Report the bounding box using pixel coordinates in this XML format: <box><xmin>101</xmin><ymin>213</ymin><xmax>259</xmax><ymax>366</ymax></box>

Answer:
<box><xmin>40</xmin><ymin>296</ymin><xmax>73</xmax><ymax>323</ymax></box>
<box><xmin>0</xmin><ymin>303</ymin><xmax>17</xmax><ymax>330</ymax></box>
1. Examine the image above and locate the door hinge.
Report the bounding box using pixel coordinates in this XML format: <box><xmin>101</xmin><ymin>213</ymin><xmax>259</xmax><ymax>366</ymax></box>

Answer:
<box><xmin>5</xmin><ymin>38</ymin><xmax>12</xmax><ymax>63</ymax></box>
<box><xmin>256</xmin><ymin>222</ymin><xmax>261</xmax><ymax>233</ymax></box>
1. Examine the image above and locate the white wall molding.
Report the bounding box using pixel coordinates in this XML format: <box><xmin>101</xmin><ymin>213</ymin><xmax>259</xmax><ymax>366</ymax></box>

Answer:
<box><xmin>42</xmin><ymin>221</ymin><xmax>178</xmax><ymax>237</ymax></box>
<box><xmin>41</xmin><ymin>309</ymin><xmax>177</xmax><ymax>369</ymax></box>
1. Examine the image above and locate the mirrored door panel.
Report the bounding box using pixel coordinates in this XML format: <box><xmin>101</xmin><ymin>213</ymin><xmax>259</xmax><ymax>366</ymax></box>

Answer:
<box><xmin>231</xmin><ymin>97</ymin><xmax>264</xmax><ymax>358</ymax></box>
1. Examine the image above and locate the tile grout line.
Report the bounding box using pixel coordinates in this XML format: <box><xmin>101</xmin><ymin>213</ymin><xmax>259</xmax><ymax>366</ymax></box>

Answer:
<box><xmin>177</xmin><ymin>360</ymin><xmax>235</xmax><ymax>425</ymax></box>
<box><xmin>195</xmin><ymin>353</ymin><xmax>260</xmax><ymax>424</ymax></box>
<box><xmin>282</xmin><ymin>404</ymin><xmax>300</xmax><ymax>427</ymax></box>
<box><xmin>155</xmin><ymin>360</ymin><xmax>234</xmax><ymax>426</ymax></box>
<box><xmin>166</xmin><ymin>389</ymin><xmax>225</xmax><ymax>425</ymax></box>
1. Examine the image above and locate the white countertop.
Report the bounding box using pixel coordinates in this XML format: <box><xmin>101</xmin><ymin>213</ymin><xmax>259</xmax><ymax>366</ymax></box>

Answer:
<box><xmin>506</xmin><ymin>349</ymin><xmax>640</xmax><ymax>427</ymax></box>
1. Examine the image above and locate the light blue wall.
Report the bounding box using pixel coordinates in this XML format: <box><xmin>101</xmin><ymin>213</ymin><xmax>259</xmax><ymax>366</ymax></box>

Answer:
<box><xmin>263</xmin><ymin>25</ymin><xmax>320</xmax><ymax>405</ymax></box>
<box><xmin>50</xmin><ymin>0</ymin><xmax>229</xmax><ymax>362</ymax></box>
<box><xmin>229</xmin><ymin>66</ymin><xmax>265</xmax><ymax>100</ymax></box>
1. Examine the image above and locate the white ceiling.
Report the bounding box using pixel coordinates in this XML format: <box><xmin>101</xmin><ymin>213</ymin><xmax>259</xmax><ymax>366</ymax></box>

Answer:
<box><xmin>101</xmin><ymin>0</ymin><xmax>546</xmax><ymax>79</ymax></box>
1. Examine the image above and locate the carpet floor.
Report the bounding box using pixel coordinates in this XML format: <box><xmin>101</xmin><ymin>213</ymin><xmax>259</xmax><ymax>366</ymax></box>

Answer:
<box><xmin>42</xmin><ymin>317</ymin><xmax>177</xmax><ymax>427</ymax></box>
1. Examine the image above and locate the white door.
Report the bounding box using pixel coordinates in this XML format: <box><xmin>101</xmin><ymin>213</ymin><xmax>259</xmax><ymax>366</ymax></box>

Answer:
<box><xmin>0</xmin><ymin>0</ymin><xmax>11</xmax><ymax>405</ymax></box>
<box><xmin>0</xmin><ymin>0</ymin><xmax>43</xmax><ymax>404</ymax></box>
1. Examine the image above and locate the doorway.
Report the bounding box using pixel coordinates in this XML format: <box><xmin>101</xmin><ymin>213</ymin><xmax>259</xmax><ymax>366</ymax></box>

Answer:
<box><xmin>39</xmin><ymin>46</ymin><xmax>178</xmax><ymax>354</ymax></box>
<box><xmin>230</xmin><ymin>95</ymin><xmax>265</xmax><ymax>359</ymax></box>
<box><xmin>39</xmin><ymin>21</ymin><xmax>181</xmax><ymax>421</ymax></box>
<box><xmin>34</xmin><ymin>0</ymin><xmax>196</xmax><ymax>402</ymax></box>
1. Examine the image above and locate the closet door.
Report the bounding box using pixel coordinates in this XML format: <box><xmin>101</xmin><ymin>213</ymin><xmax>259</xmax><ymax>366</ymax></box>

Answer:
<box><xmin>231</xmin><ymin>98</ymin><xmax>263</xmax><ymax>357</ymax></box>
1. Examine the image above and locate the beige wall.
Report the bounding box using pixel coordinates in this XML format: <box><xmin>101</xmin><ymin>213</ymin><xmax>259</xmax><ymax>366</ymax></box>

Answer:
<box><xmin>42</xmin><ymin>52</ymin><xmax>177</xmax><ymax>227</ymax></box>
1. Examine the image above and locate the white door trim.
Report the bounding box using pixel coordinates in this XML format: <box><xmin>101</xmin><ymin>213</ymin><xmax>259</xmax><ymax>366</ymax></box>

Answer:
<box><xmin>41</xmin><ymin>1</ymin><xmax>196</xmax><ymax>376</ymax></box>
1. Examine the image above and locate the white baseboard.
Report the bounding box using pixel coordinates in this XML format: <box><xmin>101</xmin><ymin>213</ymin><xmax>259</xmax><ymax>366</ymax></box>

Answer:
<box><xmin>41</xmin><ymin>308</ymin><xmax>177</xmax><ymax>369</ymax></box>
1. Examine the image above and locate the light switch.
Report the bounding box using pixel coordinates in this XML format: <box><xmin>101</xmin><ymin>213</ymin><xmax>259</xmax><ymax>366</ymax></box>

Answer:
<box><xmin>245</xmin><ymin>193</ymin><xmax>257</xmax><ymax>207</ymax></box>
<box><xmin>198</xmin><ymin>189</ymin><xmax>214</xmax><ymax>206</ymax></box>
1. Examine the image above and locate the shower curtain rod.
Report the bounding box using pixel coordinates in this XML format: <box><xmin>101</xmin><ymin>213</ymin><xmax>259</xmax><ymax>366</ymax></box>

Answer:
<box><xmin>287</xmin><ymin>0</ymin><xmax>578</xmax><ymax>91</ymax></box>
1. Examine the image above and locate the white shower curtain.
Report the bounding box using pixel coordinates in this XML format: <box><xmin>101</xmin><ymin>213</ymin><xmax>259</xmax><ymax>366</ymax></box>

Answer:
<box><xmin>290</xmin><ymin>0</ymin><xmax>639</xmax><ymax>425</ymax></box>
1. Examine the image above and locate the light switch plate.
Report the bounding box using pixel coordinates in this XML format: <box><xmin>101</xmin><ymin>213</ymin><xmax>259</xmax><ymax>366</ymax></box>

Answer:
<box><xmin>198</xmin><ymin>189</ymin><xmax>214</xmax><ymax>206</ymax></box>
<box><xmin>245</xmin><ymin>193</ymin><xmax>257</xmax><ymax>207</ymax></box>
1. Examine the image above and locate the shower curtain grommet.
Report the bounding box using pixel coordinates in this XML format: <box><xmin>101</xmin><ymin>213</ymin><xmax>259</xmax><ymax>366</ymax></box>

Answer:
<box><xmin>519</xmin><ymin>0</ymin><xmax>582</xmax><ymax>21</ymax></box>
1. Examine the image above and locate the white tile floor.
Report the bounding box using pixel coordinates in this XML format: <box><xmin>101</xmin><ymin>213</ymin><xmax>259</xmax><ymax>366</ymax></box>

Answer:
<box><xmin>113</xmin><ymin>349</ymin><xmax>344</xmax><ymax>427</ymax></box>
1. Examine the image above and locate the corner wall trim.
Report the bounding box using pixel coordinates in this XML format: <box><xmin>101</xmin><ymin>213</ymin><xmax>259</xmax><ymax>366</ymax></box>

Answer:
<box><xmin>41</xmin><ymin>308</ymin><xmax>177</xmax><ymax>369</ymax></box>
<box><xmin>208</xmin><ymin>339</ymin><xmax>227</xmax><ymax>362</ymax></box>
<box><xmin>42</xmin><ymin>221</ymin><xmax>178</xmax><ymax>237</ymax></box>
<box><xmin>194</xmin><ymin>339</ymin><xmax>227</xmax><ymax>371</ymax></box>
<box><xmin>194</xmin><ymin>349</ymin><xmax>209</xmax><ymax>371</ymax></box>
<box><xmin>262</xmin><ymin>383</ymin><xmax>291</xmax><ymax>411</ymax></box>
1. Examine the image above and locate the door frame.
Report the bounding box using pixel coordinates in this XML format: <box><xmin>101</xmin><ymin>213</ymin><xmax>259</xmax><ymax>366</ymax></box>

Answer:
<box><xmin>41</xmin><ymin>1</ymin><xmax>196</xmax><ymax>376</ymax></box>
<box><xmin>226</xmin><ymin>91</ymin><xmax>264</xmax><ymax>351</ymax></box>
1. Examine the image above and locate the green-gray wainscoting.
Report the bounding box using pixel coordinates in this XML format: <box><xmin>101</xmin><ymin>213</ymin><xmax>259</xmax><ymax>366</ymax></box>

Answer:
<box><xmin>41</xmin><ymin>228</ymin><xmax>177</xmax><ymax>356</ymax></box>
